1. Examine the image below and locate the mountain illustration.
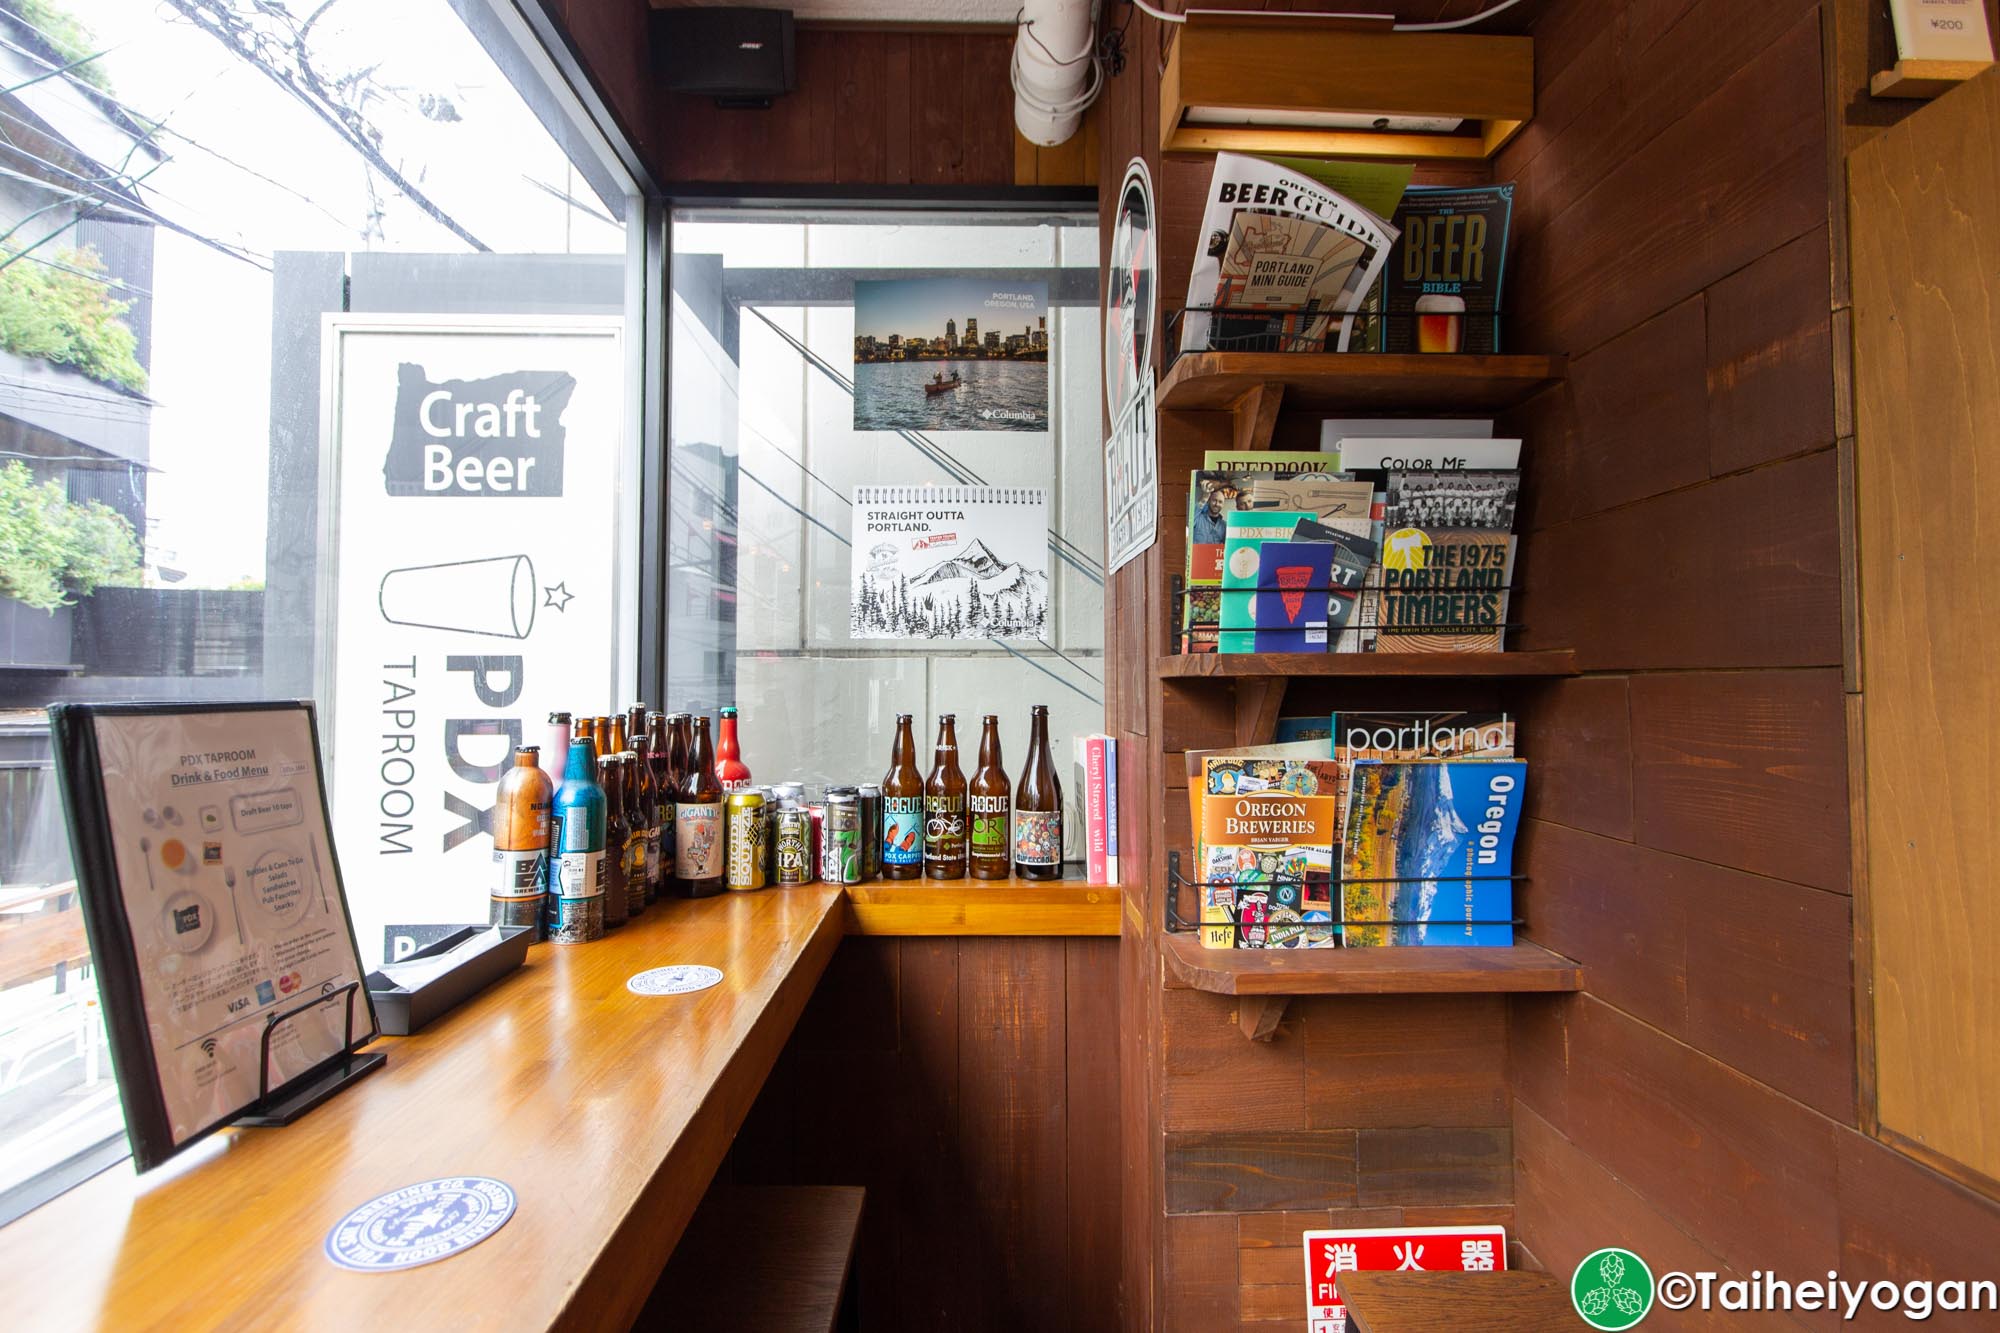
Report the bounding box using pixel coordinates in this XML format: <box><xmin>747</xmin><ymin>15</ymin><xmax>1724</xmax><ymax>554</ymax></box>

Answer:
<box><xmin>852</xmin><ymin>539</ymin><xmax>1050</xmax><ymax>642</ymax></box>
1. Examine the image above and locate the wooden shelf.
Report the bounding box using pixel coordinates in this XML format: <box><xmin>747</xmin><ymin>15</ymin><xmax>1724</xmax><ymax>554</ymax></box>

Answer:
<box><xmin>1157</xmin><ymin>352</ymin><xmax>1565</xmax><ymax>414</ymax></box>
<box><xmin>1871</xmin><ymin>58</ymin><xmax>1993</xmax><ymax>100</ymax></box>
<box><xmin>1157</xmin><ymin>650</ymin><xmax>1576</xmax><ymax>680</ymax></box>
<box><xmin>1161</xmin><ymin>930</ymin><xmax>1582</xmax><ymax>997</ymax></box>
<box><xmin>844</xmin><ymin>880</ymin><xmax>1121</xmax><ymax>936</ymax></box>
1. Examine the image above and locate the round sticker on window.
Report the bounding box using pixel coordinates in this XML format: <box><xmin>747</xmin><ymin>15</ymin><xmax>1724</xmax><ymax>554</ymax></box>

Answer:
<box><xmin>627</xmin><ymin>964</ymin><xmax>723</xmax><ymax>996</ymax></box>
<box><xmin>324</xmin><ymin>1176</ymin><xmax>516</xmax><ymax>1272</ymax></box>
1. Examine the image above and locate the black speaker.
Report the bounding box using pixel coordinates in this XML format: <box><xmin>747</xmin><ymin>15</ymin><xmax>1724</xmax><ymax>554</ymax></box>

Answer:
<box><xmin>651</xmin><ymin>7</ymin><xmax>796</xmax><ymax>108</ymax></box>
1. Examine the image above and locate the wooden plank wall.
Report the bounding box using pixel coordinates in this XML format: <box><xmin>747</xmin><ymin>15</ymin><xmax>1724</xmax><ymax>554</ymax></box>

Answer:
<box><xmin>1498</xmin><ymin>0</ymin><xmax>2000</xmax><ymax>1312</ymax></box>
<box><xmin>717</xmin><ymin>936</ymin><xmax>1120</xmax><ymax>1333</ymax></box>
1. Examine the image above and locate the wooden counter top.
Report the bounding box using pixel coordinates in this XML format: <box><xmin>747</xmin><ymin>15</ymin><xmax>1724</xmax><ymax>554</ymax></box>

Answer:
<box><xmin>2</xmin><ymin>886</ymin><xmax>846</xmax><ymax>1333</ymax></box>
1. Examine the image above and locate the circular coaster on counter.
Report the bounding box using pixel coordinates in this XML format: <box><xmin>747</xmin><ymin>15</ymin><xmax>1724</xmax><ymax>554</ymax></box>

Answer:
<box><xmin>324</xmin><ymin>1176</ymin><xmax>517</xmax><ymax>1272</ymax></box>
<box><xmin>627</xmin><ymin>964</ymin><xmax>723</xmax><ymax>996</ymax></box>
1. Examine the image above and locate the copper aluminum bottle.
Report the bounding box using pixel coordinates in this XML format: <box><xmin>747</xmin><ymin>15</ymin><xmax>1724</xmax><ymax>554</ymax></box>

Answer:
<box><xmin>677</xmin><ymin>715</ymin><xmax>725</xmax><ymax>898</ymax></box>
<box><xmin>968</xmin><ymin>714</ymin><xmax>1011</xmax><ymax>881</ymax></box>
<box><xmin>880</xmin><ymin>713</ymin><xmax>924</xmax><ymax>880</ymax></box>
<box><xmin>492</xmin><ymin>745</ymin><xmax>553</xmax><ymax>933</ymax></box>
<box><xmin>1014</xmin><ymin>704</ymin><xmax>1064</xmax><ymax>880</ymax></box>
<box><xmin>600</xmin><ymin>754</ymin><xmax>631</xmax><ymax>928</ymax></box>
<box><xmin>923</xmin><ymin>714</ymin><xmax>968</xmax><ymax>880</ymax></box>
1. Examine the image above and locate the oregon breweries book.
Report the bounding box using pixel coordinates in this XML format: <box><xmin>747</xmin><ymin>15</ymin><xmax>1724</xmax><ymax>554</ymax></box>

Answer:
<box><xmin>1376</xmin><ymin>183</ymin><xmax>1515</xmax><ymax>355</ymax></box>
<box><xmin>1371</xmin><ymin>528</ymin><xmax>1516</xmax><ymax>653</ymax></box>
<box><xmin>1340</xmin><ymin>759</ymin><xmax>1524</xmax><ymax>947</ymax></box>
<box><xmin>1181</xmin><ymin>153</ymin><xmax>1396</xmax><ymax>356</ymax></box>
<box><xmin>1199</xmin><ymin>787</ymin><xmax>1338</xmax><ymax>950</ymax></box>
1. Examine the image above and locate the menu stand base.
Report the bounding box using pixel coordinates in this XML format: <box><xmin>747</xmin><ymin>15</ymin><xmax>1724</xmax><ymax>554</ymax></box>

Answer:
<box><xmin>236</xmin><ymin>1050</ymin><xmax>387</xmax><ymax>1129</ymax></box>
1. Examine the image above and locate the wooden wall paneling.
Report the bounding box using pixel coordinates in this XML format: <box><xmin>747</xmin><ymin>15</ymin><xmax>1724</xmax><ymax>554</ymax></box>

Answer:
<box><xmin>1165</xmin><ymin>1130</ymin><xmax>1359</xmax><ymax>1214</ymax></box>
<box><xmin>1162</xmin><ymin>1212</ymin><xmax>1238</xmax><ymax>1333</ymax></box>
<box><xmin>1516</xmin><ymin>994</ymin><xmax>1844</xmax><ymax>1281</ymax></box>
<box><xmin>1850</xmin><ymin>69</ymin><xmax>2000</xmax><ymax>1196</ymax></box>
<box><xmin>885</xmin><ymin>33</ymin><xmax>914</xmax><ymax>184</ymax></box>
<box><xmin>1705</xmin><ymin>224</ymin><xmax>1839</xmax><ymax>474</ymax></box>
<box><xmin>1506</xmin><ymin>7</ymin><xmax>1828</xmax><ymax>356</ymax></box>
<box><xmin>891</xmin><ymin>937</ymin><xmax>962</xmax><ymax>1329</ymax></box>
<box><xmin>832</xmin><ymin>29</ymin><xmax>892</xmax><ymax>182</ymax></box>
<box><xmin>1161</xmin><ymin>985</ymin><xmax>1307</xmax><ymax>1132</ymax></box>
<box><xmin>956</xmin><ymin>937</ymin><xmax>1071</xmax><ymax>1331</ymax></box>
<box><xmin>1067</xmin><ymin>936</ymin><xmax>1123</xmax><ymax>1332</ymax></box>
<box><xmin>1355</xmin><ymin>1126</ymin><xmax>1513</xmax><ymax>1209</ymax></box>
<box><xmin>1300</xmin><ymin>995</ymin><xmax>1510</xmax><ymax>1130</ymax></box>
<box><xmin>1513</xmin><ymin>676</ymin><xmax>1634</xmax><ymax>840</ymax></box>
<box><xmin>1627</xmin><ymin>668</ymin><xmax>1851</xmax><ymax>891</ymax></box>
<box><xmin>1515</xmin><ymin>451</ymin><xmax>1843</xmax><ymax>670</ymax></box>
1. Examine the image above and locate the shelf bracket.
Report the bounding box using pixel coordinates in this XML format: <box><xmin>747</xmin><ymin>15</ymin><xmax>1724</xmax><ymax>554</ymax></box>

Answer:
<box><xmin>1239</xmin><ymin>995</ymin><xmax>1290</xmax><ymax>1042</ymax></box>
<box><xmin>1235</xmin><ymin>676</ymin><xmax>1288</xmax><ymax>748</ymax></box>
<box><xmin>1229</xmin><ymin>382</ymin><xmax>1285</xmax><ymax>452</ymax></box>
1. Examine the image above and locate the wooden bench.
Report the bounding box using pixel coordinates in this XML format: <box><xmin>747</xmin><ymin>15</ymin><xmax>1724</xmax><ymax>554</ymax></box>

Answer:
<box><xmin>1334</xmin><ymin>1270</ymin><xmax>1576</xmax><ymax>1332</ymax></box>
<box><xmin>637</xmin><ymin>1185</ymin><xmax>865</xmax><ymax>1332</ymax></box>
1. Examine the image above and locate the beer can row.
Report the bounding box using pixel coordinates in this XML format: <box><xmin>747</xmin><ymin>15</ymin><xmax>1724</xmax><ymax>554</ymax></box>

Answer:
<box><xmin>723</xmin><ymin>785</ymin><xmax>831</xmax><ymax>892</ymax></box>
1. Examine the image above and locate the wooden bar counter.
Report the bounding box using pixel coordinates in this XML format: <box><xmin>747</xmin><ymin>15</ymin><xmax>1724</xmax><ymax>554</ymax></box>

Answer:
<box><xmin>2</xmin><ymin>885</ymin><xmax>846</xmax><ymax>1332</ymax></box>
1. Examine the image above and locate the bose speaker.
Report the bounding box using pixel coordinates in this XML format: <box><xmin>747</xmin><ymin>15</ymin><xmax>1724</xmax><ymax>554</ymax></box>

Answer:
<box><xmin>651</xmin><ymin>7</ymin><xmax>797</xmax><ymax>108</ymax></box>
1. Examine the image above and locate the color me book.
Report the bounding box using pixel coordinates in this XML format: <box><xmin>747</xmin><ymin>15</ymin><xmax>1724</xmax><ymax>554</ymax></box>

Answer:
<box><xmin>1340</xmin><ymin>759</ymin><xmax>1524</xmax><ymax>947</ymax></box>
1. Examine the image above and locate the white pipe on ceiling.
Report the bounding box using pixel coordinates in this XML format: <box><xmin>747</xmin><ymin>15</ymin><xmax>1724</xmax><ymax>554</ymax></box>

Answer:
<box><xmin>1012</xmin><ymin>0</ymin><xmax>1100</xmax><ymax>147</ymax></box>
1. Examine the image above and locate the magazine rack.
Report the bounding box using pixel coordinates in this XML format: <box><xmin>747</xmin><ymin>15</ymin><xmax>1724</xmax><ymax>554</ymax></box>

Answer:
<box><xmin>1166</xmin><ymin>307</ymin><xmax>1509</xmax><ymax>363</ymax></box>
<box><xmin>1161</xmin><ymin>851</ymin><xmax>1525</xmax><ymax>942</ymax></box>
<box><xmin>1169</xmin><ymin>574</ymin><xmax>1522</xmax><ymax>656</ymax></box>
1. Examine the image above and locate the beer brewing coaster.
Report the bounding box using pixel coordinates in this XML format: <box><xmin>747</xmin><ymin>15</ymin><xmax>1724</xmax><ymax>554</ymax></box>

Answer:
<box><xmin>324</xmin><ymin>1176</ymin><xmax>516</xmax><ymax>1272</ymax></box>
<box><xmin>627</xmin><ymin>964</ymin><xmax>723</xmax><ymax>996</ymax></box>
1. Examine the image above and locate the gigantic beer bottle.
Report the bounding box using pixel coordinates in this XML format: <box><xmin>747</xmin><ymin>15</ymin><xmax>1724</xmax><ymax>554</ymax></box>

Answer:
<box><xmin>600</xmin><ymin>754</ymin><xmax>630</xmax><ymax>928</ymax></box>
<box><xmin>492</xmin><ymin>745</ymin><xmax>553</xmax><ymax>932</ymax></box>
<box><xmin>547</xmin><ymin>736</ymin><xmax>606</xmax><ymax>943</ymax></box>
<box><xmin>924</xmin><ymin>714</ymin><xmax>968</xmax><ymax>880</ymax></box>
<box><xmin>880</xmin><ymin>713</ymin><xmax>924</xmax><ymax>880</ymax></box>
<box><xmin>716</xmin><ymin>705</ymin><xmax>752</xmax><ymax>791</ymax></box>
<box><xmin>968</xmin><ymin>715</ymin><xmax>1011</xmax><ymax>881</ymax></box>
<box><xmin>677</xmin><ymin>715</ymin><xmax>726</xmax><ymax>897</ymax></box>
<box><xmin>1014</xmin><ymin>704</ymin><xmax>1064</xmax><ymax>880</ymax></box>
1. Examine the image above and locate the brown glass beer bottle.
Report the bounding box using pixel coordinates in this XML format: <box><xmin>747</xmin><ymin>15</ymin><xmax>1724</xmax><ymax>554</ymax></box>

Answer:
<box><xmin>600</xmin><ymin>754</ymin><xmax>630</xmax><ymax>927</ymax></box>
<box><xmin>880</xmin><ymin>713</ymin><xmax>924</xmax><ymax>880</ymax></box>
<box><xmin>646</xmin><ymin>712</ymin><xmax>675</xmax><ymax>896</ymax></box>
<box><xmin>924</xmin><ymin>714</ymin><xmax>968</xmax><ymax>880</ymax></box>
<box><xmin>677</xmin><ymin>716</ymin><xmax>725</xmax><ymax>898</ymax></box>
<box><xmin>1014</xmin><ymin>704</ymin><xmax>1064</xmax><ymax>880</ymax></box>
<box><xmin>968</xmin><ymin>714</ymin><xmax>1011</xmax><ymax>881</ymax></box>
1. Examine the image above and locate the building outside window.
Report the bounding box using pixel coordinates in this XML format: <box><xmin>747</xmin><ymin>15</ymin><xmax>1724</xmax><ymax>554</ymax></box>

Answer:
<box><xmin>0</xmin><ymin>0</ymin><xmax>641</xmax><ymax>1215</ymax></box>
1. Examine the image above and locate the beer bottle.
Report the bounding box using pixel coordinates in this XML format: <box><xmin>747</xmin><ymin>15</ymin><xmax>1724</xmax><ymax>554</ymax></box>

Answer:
<box><xmin>924</xmin><ymin>714</ymin><xmax>968</xmax><ymax>880</ymax></box>
<box><xmin>637</xmin><ymin>724</ymin><xmax>666</xmax><ymax>903</ymax></box>
<box><xmin>677</xmin><ymin>715</ymin><xmax>726</xmax><ymax>897</ymax></box>
<box><xmin>1014</xmin><ymin>704</ymin><xmax>1064</xmax><ymax>880</ymax></box>
<box><xmin>968</xmin><ymin>715</ymin><xmax>1011</xmax><ymax>881</ymax></box>
<box><xmin>492</xmin><ymin>745</ymin><xmax>553</xmax><ymax>932</ymax></box>
<box><xmin>625</xmin><ymin>703</ymin><xmax>648</xmax><ymax>749</ymax></box>
<box><xmin>610</xmin><ymin>712</ymin><xmax>629</xmax><ymax>760</ymax></box>
<box><xmin>666</xmin><ymin>713</ymin><xmax>693</xmax><ymax>894</ymax></box>
<box><xmin>548</xmin><ymin>736</ymin><xmax>606</xmax><ymax>943</ymax></box>
<box><xmin>620</xmin><ymin>750</ymin><xmax>649</xmax><ymax>918</ymax></box>
<box><xmin>600</xmin><ymin>754</ymin><xmax>630</xmax><ymax>928</ymax></box>
<box><xmin>716</xmin><ymin>705</ymin><xmax>752</xmax><ymax>791</ymax></box>
<box><xmin>880</xmin><ymin>713</ymin><xmax>923</xmax><ymax>880</ymax></box>
<box><xmin>591</xmin><ymin>717</ymin><xmax>613</xmax><ymax>766</ymax></box>
<box><xmin>664</xmin><ymin>712</ymin><xmax>688</xmax><ymax>888</ymax></box>
<box><xmin>539</xmin><ymin>713</ymin><xmax>571</xmax><ymax>792</ymax></box>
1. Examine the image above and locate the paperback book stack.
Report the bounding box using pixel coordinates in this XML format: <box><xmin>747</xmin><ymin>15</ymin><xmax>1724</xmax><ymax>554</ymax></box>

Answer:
<box><xmin>1184</xmin><ymin>712</ymin><xmax>1523</xmax><ymax>950</ymax></box>
<box><xmin>1180</xmin><ymin>421</ymin><xmax>1522</xmax><ymax>653</ymax></box>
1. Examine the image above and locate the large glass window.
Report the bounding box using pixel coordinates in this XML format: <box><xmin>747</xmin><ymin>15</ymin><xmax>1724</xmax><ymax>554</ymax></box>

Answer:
<box><xmin>669</xmin><ymin>211</ymin><xmax>1103</xmax><ymax>849</ymax></box>
<box><xmin>0</xmin><ymin>0</ymin><xmax>640</xmax><ymax>1212</ymax></box>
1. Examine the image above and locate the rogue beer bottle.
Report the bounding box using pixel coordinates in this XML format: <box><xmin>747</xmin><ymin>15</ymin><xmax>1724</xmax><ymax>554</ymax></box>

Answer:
<box><xmin>1014</xmin><ymin>704</ymin><xmax>1064</xmax><ymax>880</ymax></box>
<box><xmin>716</xmin><ymin>705</ymin><xmax>752</xmax><ymax>791</ymax></box>
<box><xmin>547</xmin><ymin>736</ymin><xmax>606</xmax><ymax>943</ymax></box>
<box><xmin>492</xmin><ymin>745</ymin><xmax>553</xmax><ymax>932</ymax></box>
<box><xmin>600</xmin><ymin>754</ymin><xmax>630</xmax><ymax>928</ymax></box>
<box><xmin>968</xmin><ymin>714</ymin><xmax>1011</xmax><ymax>881</ymax></box>
<box><xmin>924</xmin><ymin>714</ymin><xmax>968</xmax><ymax>880</ymax></box>
<box><xmin>677</xmin><ymin>715</ymin><xmax>726</xmax><ymax>897</ymax></box>
<box><xmin>881</xmin><ymin>713</ymin><xmax>924</xmax><ymax>880</ymax></box>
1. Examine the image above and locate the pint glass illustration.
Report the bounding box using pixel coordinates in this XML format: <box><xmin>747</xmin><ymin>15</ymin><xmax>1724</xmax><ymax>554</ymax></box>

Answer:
<box><xmin>379</xmin><ymin>554</ymin><xmax>537</xmax><ymax>639</ymax></box>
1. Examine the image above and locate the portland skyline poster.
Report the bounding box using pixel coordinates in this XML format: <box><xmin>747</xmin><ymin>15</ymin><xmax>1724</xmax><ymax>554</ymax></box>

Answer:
<box><xmin>852</xmin><ymin>277</ymin><xmax>1050</xmax><ymax>432</ymax></box>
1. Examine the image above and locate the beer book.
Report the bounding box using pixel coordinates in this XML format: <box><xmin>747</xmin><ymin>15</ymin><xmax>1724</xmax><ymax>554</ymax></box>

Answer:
<box><xmin>1340</xmin><ymin>759</ymin><xmax>1525</xmax><ymax>947</ymax></box>
<box><xmin>1199</xmin><ymin>787</ymin><xmax>1338</xmax><ymax>950</ymax></box>
<box><xmin>1375</xmin><ymin>183</ymin><xmax>1515</xmax><ymax>355</ymax></box>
